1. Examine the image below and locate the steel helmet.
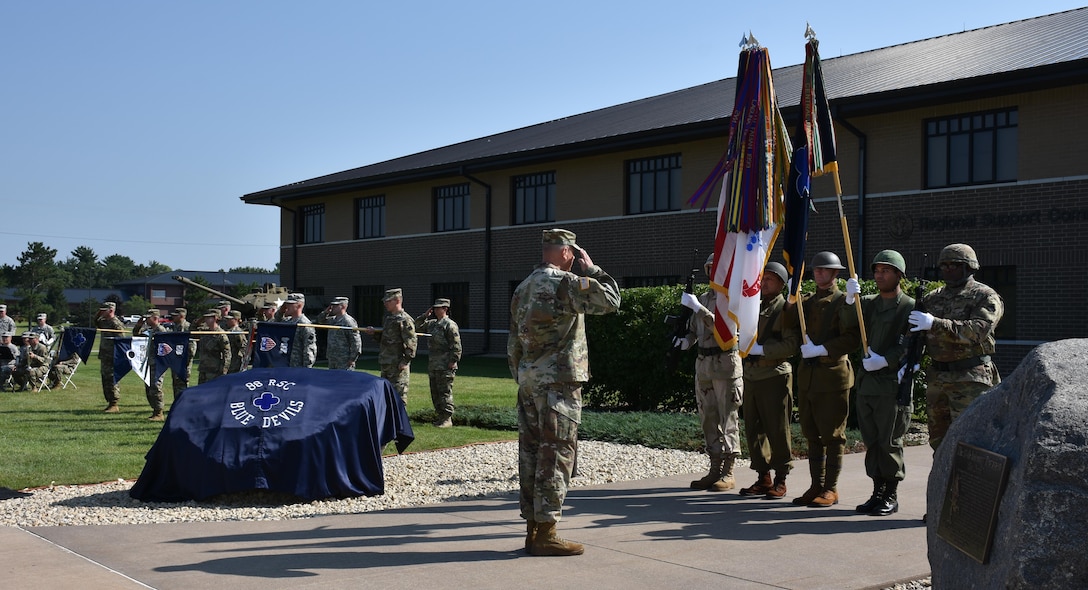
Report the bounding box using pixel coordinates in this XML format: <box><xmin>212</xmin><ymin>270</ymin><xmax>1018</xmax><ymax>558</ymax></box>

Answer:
<box><xmin>871</xmin><ymin>249</ymin><xmax>906</xmax><ymax>275</ymax></box>
<box><xmin>764</xmin><ymin>262</ymin><xmax>788</xmax><ymax>284</ymax></box>
<box><xmin>939</xmin><ymin>243</ymin><xmax>979</xmax><ymax>270</ymax></box>
<box><xmin>811</xmin><ymin>251</ymin><xmax>846</xmax><ymax>270</ymax></box>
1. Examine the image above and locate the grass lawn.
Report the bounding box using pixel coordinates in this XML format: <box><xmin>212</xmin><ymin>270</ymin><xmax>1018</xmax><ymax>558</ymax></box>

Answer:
<box><xmin>0</xmin><ymin>354</ymin><xmax>519</xmax><ymax>490</ymax></box>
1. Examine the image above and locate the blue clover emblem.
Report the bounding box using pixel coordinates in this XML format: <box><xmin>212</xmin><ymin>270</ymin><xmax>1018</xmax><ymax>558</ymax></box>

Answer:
<box><xmin>253</xmin><ymin>391</ymin><xmax>281</xmax><ymax>412</ymax></box>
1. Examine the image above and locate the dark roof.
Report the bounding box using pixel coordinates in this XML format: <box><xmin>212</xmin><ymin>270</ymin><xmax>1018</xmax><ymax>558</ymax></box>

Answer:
<box><xmin>115</xmin><ymin>270</ymin><xmax>280</xmax><ymax>288</ymax></box>
<box><xmin>243</xmin><ymin>7</ymin><xmax>1088</xmax><ymax>204</ymax></box>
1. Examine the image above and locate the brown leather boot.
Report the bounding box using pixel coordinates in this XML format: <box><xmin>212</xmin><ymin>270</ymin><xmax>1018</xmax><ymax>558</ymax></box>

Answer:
<box><xmin>103</xmin><ymin>403</ymin><xmax>120</xmax><ymax>413</ymax></box>
<box><xmin>792</xmin><ymin>455</ymin><xmax>824</xmax><ymax>505</ymax></box>
<box><xmin>765</xmin><ymin>471</ymin><xmax>788</xmax><ymax>498</ymax></box>
<box><xmin>524</xmin><ymin>520</ymin><xmax>536</xmax><ymax>553</ymax></box>
<box><xmin>809</xmin><ymin>453</ymin><xmax>841</xmax><ymax>507</ymax></box>
<box><xmin>530</xmin><ymin>522</ymin><xmax>584</xmax><ymax>556</ymax></box>
<box><xmin>147</xmin><ymin>411</ymin><xmax>165</xmax><ymax>422</ymax></box>
<box><xmin>690</xmin><ymin>455</ymin><xmax>723</xmax><ymax>490</ymax></box>
<box><xmin>739</xmin><ymin>472</ymin><xmax>772</xmax><ymax>496</ymax></box>
<box><xmin>709</xmin><ymin>454</ymin><xmax>738</xmax><ymax>491</ymax></box>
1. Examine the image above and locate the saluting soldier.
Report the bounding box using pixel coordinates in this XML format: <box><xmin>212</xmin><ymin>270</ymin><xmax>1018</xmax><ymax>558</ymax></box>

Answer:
<box><xmin>415</xmin><ymin>298</ymin><xmax>462</xmax><ymax>427</ymax></box>
<box><xmin>168</xmin><ymin>308</ymin><xmax>194</xmax><ymax>399</ymax></box>
<box><xmin>196</xmin><ymin>309</ymin><xmax>230</xmax><ymax>384</ymax></box>
<box><xmin>365</xmin><ymin>289</ymin><xmax>416</xmax><ymax>404</ymax></box>
<box><xmin>134</xmin><ymin>309</ymin><xmax>168</xmax><ymax>421</ymax></box>
<box><xmin>791</xmin><ymin>251</ymin><xmax>861</xmax><ymax>507</ymax></box>
<box><xmin>321</xmin><ymin>296</ymin><xmax>362</xmax><ymax>370</ymax></box>
<box><xmin>96</xmin><ymin>302</ymin><xmax>127</xmax><ymax>413</ymax></box>
<box><xmin>281</xmin><ymin>293</ymin><xmax>317</xmax><ymax>368</ymax></box>
<box><xmin>222</xmin><ymin>310</ymin><xmax>247</xmax><ymax>373</ymax></box>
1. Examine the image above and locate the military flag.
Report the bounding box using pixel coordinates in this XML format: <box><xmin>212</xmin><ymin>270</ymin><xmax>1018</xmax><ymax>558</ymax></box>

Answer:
<box><xmin>252</xmin><ymin>322</ymin><xmax>297</xmax><ymax>368</ymax></box>
<box><xmin>114</xmin><ymin>336</ymin><xmax>151</xmax><ymax>386</ymax></box>
<box><xmin>695</xmin><ymin>39</ymin><xmax>791</xmax><ymax>355</ymax></box>
<box><xmin>58</xmin><ymin>327</ymin><xmax>96</xmax><ymax>363</ymax></box>
<box><xmin>152</xmin><ymin>332</ymin><xmax>192</xmax><ymax>383</ymax></box>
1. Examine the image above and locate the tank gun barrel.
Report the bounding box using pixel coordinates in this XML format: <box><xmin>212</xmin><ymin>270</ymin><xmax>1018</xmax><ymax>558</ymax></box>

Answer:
<box><xmin>173</xmin><ymin>275</ymin><xmax>257</xmax><ymax>318</ymax></box>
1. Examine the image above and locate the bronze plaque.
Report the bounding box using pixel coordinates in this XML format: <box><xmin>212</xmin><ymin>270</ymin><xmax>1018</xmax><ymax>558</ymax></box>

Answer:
<box><xmin>936</xmin><ymin>442</ymin><xmax>1011</xmax><ymax>564</ymax></box>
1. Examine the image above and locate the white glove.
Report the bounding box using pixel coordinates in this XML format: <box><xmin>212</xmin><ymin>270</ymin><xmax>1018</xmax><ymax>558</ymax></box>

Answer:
<box><xmin>680</xmin><ymin>292</ymin><xmax>706</xmax><ymax>313</ymax></box>
<box><xmin>672</xmin><ymin>336</ymin><xmax>692</xmax><ymax>351</ymax></box>
<box><xmin>800</xmin><ymin>336</ymin><xmax>828</xmax><ymax>359</ymax></box>
<box><xmin>908</xmin><ymin>311</ymin><xmax>935</xmax><ymax>332</ymax></box>
<box><xmin>845</xmin><ymin>276</ymin><xmax>861</xmax><ymax>305</ymax></box>
<box><xmin>862</xmin><ymin>347</ymin><xmax>888</xmax><ymax>372</ymax></box>
<box><xmin>748</xmin><ymin>342</ymin><xmax>765</xmax><ymax>356</ymax></box>
<box><xmin>897</xmin><ymin>363</ymin><xmax>920</xmax><ymax>384</ymax></box>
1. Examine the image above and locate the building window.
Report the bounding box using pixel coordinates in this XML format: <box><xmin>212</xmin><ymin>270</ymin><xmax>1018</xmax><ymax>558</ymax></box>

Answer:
<box><xmin>356</xmin><ymin>196</ymin><xmax>385</xmax><ymax>239</ymax></box>
<box><xmin>431</xmin><ymin>282</ymin><xmax>469</xmax><ymax>328</ymax></box>
<box><xmin>434</xmin><ymin>183</ymin><xmax>470</xmax><ymax>232</ymax></box>
<box><xmin>626</xmin><ymin>154</ymin><xmax>682</xmax><ymax>214</ymax></box>
<box><xmin>623</xmin><ymin>276</ymin><xmax>683</xmax><ymax>288</ymax></box>
<box><xmin>300</xmin><ymin>204</ymin><xmax>325</xmax><ymax>244</ymax></box>
<box><xmin>513</xmin><ymin>171</ymin><xmax>556</xmax><ymax>225</ymax></box>
<box><xmin>353</xmin><ymin>285</ymin><xmax>386</xmax><ymax>329</ymax></box>
<box><xmin>150</xmin><ymin>289</ymin><xmax>166</xmax><ymax>300</ymax></box>
<box><xmin>925</xmin><ymin>108</ymin><xmax>1017</xmax><ymax>189</ymax></box>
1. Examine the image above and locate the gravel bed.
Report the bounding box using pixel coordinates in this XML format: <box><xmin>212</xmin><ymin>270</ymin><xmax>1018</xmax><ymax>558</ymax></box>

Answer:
<box><xmin>0</xmin><ymin>441</ymin><xmax>713</xmax><ymax>528</ymax></box>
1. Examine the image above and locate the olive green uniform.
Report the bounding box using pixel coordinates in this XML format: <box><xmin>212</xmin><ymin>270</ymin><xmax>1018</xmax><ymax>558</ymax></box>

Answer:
<box><xmin>857</xmin><ymin>292</ymin><xmax>914</xmax><ymax>481</ymax></box>
<box><xmin>742</xmin><ymin>292</ymin><xmax>799</xmax><ymax>477</ymax></box>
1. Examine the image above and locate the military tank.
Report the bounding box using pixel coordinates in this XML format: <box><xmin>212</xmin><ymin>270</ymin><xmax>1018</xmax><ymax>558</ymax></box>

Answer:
<box><xmin>172</xmin><ymin>275</ymin><xmax>292</xmax><ymax>320</ymax></box>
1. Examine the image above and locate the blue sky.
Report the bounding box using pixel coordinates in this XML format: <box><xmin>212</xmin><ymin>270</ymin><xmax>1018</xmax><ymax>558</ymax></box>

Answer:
<box><xmin>2</xmin><ymin>1</ymin><xmax>1081</xmax><ymax>273</ymax></box>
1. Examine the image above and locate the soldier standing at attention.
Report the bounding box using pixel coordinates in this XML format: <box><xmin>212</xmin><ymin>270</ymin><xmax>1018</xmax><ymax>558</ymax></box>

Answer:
<box><xmin>321</xmin><ymin>297</ymin><xmax>362</xmax><ymax>370</ymax></box>
<box><xmin>792</xmin><ymin>251</ymin><xmax>861</xmax><ymax>507</ymax></box>
<box><xmin>96</xmin><ymin>302</ymin><xmax>127</xmax><ymax>413</ymax></box>
<box><xmin>133</xmin><ymin>309</ymin><xmax>168</xmax><ymax>421</ymax></box>
<box><xmin>222</xmin><ymin>310</ymin><xmax>247</xmax><ymax>373</ymax></box>
<box><xmin>258</xmin><ymin>301</ymin><xmax>277</xmax><ymax>322</ymax></box>
<box><xmin>196</xmin><ymin>309</ymin><xmax>230</xmax><ymax>384</ymax></box>
<box><xmin>0</xmin><ymin>305</ymin><xmax>16</xmax><ymax>337</ymax></box>
<box><xmin>281</xmin><ymin>293</ymin><xmax>317</xmax><ymax>368</ymax></box>
<box><xmin>845</xmin><ymin>250</ymin><xmax>914</xmax><ymax>516</ymax></box>
<box><xmin>168</xmin><ymin>308</ymin><xmax>193</xmax><ymax>399</ymax></box>
<box><xmin>676</xmin><ymin>253</ymin><xmax>744</xmax><ymax>492</ymax></box>
<box><xmin>907</xmin><ymin>243</ymin><xmax>1003</xmax><ymax>450</ymax></box>
<box><xmin>739</xmin><ymin>261</ymin><xmax>799</xmax><ymax>499</ymax></box>
<box><xmin>415</xmin><ymin>298</ymin><xmax>462</xmax><ymax>427</ymax></box>
<box><xmin>30</xmin><ymin>313</ymin><xmax>55</xmax><ymax>347</ymax></box>
<box><xmin>365</xmin><ymin>289</ymin><xmax>416</xmax><ymax>405</ymax></box>
<box><xmin>509</xmin><ymin>228</ymin><xmax>620</xmax><ymax>556</ymax></box>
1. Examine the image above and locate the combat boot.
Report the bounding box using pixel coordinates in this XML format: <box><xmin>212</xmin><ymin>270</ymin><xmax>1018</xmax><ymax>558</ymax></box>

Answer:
<box><xmin>147</xmin><ymin>411</ymin><xmax>165</xmax><ymax>422</ymax></box>
<box><xmin>871</xmin><ymin>480</ymin><xmax>899</xmax><ymax>517</ymax></box>
<box><xmin>103</xmin><ymin>403</ymin><xmax>120</xmax><ymax>413</ymax></box>
<box><xmin>809</xmin><ymin>453</ymin><xmax>841</xmax><ymax>507</ymax></box>
<box><xmin>765</xmin><ymin>470</ymin><xmax>788</xmax><ymax>499</ymax></box>
<box><xmin>690</xmin><ymin>455</ymin><xmax>723</xmax><ymax>490</ymax></box>
<box><xmin>530</xmin><ymin>522</ymin><xmax>584</xmax><ymax>556</ymax></box>
<box><xmin>855</xmin><ymin>479</ymin><xmax>886</xmax><ymax>514</ymax></box>
<box><xmin>792</xmin><ymin>454</ymin><xmax>824</xmax><ymax>505</ymax></box>
<box><xmin>709</xmin><ymin>454</ymin><xmax>738</xmax><ymax>491</ymax></box>
<box><xmin>524</xmin><ymin>519</ymin><xmax>536</xmax><ymax>553</ymax></box>
<box><xmin>739</xmin><ymin>472</ymin><xmax>772</xmax><ymax>496</ymax></box>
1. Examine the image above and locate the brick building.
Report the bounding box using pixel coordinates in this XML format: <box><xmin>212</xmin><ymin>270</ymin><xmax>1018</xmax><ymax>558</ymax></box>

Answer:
<box><xmin>242</xmin><ymin>9</ymin><xmax>1088</xmax><ymax>374</ymax></box>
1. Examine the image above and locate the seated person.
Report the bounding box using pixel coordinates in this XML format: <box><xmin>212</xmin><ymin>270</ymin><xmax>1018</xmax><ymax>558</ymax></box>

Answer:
<box><xmin>14</xmin><ymin>331</ymin><xmax>49</xmax><ymax>391</ymax></box>
<box><xmin>48</xmin><ymin>352</ymin><xmax>82</xmax><ymax>389</ymax></box>
<box><xmin>0</xmin><ymin>332</ymin><xmax>18</xmax><ymax>390</ymax></box>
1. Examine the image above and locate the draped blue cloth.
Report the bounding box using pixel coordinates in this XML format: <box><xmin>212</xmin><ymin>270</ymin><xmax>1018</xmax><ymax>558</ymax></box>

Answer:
<box><xmin>130</xmin><ymin>367</ymin><xmax>414</xmax><ymax>502</ymax></box>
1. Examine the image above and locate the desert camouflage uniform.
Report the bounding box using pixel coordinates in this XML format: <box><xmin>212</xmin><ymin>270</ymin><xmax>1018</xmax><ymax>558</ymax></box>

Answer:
<box><xmin>415</xmin><ymin>312</ymin><xmax>462</xmax><ymax>421</ymax></box>
<box><xmin>742</xmin><ymin>291</ymin><xmax>799</xmax><ymax>477</ymax></box>
<box><xmin>683</xmin><ymin>290</ymin><xmax>743</xmax><ymax>459</ymax></box>
<box><xmin>857</xmin><ymin>291</ymin><xmax>914</xmax><ymax>481</ymax></box>
<box><xmin>197</xmin><ymin>327</ymin><xmax>230</xmax><ymax>384</ymax></box>
<box><xmin>322</xmin><ymin>313</ymin><xmax>362</xmax><ymax>370</ymax></box>
<box><xmin>288</xmin><ymin>314</ymin><xmax>317</xmax><ymax>368</ymax></box>
<box><xmin>374</xmin><ymin>310</ymin><xmax>416</xmax><ymax>403</ymax></box>
<box><xmin>921</xmin><ymin>276</ymin><xmax>1003</xmax><ymax>450</ymax></box>
<box><xmin>14</xmin><ymin>341</ymin><xmax>49</xmax><ymax>389</ymax></box>
<box><xmin>134</xmin><ymin>321</ymin><xmax>168</xmax><ymax>413</ymax></box>
<box><xmin>97</xmin><ymin>315</ymin><xmax>127</xmax><ymax>404</ymax></box>
<box><xmin>508</xmin><ymin>262</ymin><xmax>620</xmax><ymax>523</ymax></box>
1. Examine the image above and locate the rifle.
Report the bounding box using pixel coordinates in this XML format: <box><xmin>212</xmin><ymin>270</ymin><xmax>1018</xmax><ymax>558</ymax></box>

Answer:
<box><xmin>897</xmin><ymin>255</ymin><xmax>928</xmax><ymax>407</ymax></box>
<box><xmin>664</xmin><ymin>249</ymin><xmax>700</xmax><ymax>373</ymax></box>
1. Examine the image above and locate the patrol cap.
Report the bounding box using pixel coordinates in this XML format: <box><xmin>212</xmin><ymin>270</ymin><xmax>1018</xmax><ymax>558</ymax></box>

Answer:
<box><xmin>217</xmin><ymin>300</ymin><xmax>231</xmax><ymax>307</ymax></box>
<box><xmin>261</xmin><ymin>301</ymin><xmax>278</xmax><ymax>310</ymax></box>
<box><xmin>285</xmin><ymin>292</ymin><xmax>305</xmax><ymax>304</ymax></box>
<box><xmin>202</xmin><ymin>309</ymin><xmax>221</xmax><ymax>319</ymax></box>
<box><xmin>764</xmin><ymin>262</ymin><xmax>788</xmax><ymax>284</ymax></box>
<box><xmin>0</xmin><ymin>305</ymin><xmax>6</xmax><ymax>311</ymax></box>
<box><xmin>144</xmin><ymin>309</ymin><xmax>161</xmax><ymax>319</ymax></box>
<box><xmin>99</xmin><ymin>301</ymin><xmax>117</xmax><ymax>311</ymax></box>
<box><xmin>22</xmin><ymin>331</ymin><xmax>38</xmax><ymax>339</ymax></box>
<box><xmin>331</xmin><ymin>296</ymin><xmax>349</xmax><ymax>306</ymax></box>
<box><xmin>432</xmin><ymin>298</ymin><xmax>451</xmax><ymax>308</ymax></box>
<box><xmin>383</xmin><ymin>288</ymin><xmax>402</xmax><ymax>302</ymax></box>
<box><xmin>0</xmin><ymin>332</ymin><xmax>12</xmax><ymax>338</ymax></box>
<box><xmin>171</xmin><ymin>307</ymin><xmax>187</xmax><ymax>317</ymax></box>
<box><xmin>36</xmin><ymin>313</ymin><xmax>47</xmax><ymax>320</ymax></box>
<box><xmin>542</xmin><ymin>228</ymin><xmax>577</xmax><ymax>246</ymax></box>
<box><xmin>227</xmin><ymin>310</ymin><xmax>242</xmax><ymax>320</ymax></box>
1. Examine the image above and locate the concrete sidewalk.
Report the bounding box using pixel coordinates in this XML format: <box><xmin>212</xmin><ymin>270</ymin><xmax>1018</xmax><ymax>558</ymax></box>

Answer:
<box><xmin>6</xmin><ymin>445</ymin><xmax>933</xmax><ymax>590</ymax></box>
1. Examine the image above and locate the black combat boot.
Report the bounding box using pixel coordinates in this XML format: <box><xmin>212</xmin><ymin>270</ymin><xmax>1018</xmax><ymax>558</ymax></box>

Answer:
<box><xmin>855</xmin><ymin>479</ymin><xmax>885</xmax><ymax>514</ymax></box>
<box><xmin>871</xmin><ymin>479</ymin><xmax>899</xmax><ymax>516</ymax></box>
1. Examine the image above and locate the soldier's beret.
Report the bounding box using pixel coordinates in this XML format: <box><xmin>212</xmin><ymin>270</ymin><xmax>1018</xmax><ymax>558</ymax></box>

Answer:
<box><xmin>542</xmin><ymin>228</ymin><xmax>577</xmax><ymax>246</ymax></box>
<box><xmin>383</xmin><ymin>288</ymin><xmax>402</xmax><ymax>302</ymax></box>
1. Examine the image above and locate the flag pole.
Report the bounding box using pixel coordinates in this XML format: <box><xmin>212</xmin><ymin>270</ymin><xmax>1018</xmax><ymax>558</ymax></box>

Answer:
<box><xmin>834</xmin><ymin>185</ymin><xmax>868</xmax><ymax>353</ymax></box>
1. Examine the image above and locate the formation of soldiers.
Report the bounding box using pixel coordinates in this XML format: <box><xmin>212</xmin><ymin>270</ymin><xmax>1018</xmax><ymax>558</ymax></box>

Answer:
<box><xmin>680</xmin><ymin>242</ymin><xmax>1003</xmax><ymax>520</ymax></box>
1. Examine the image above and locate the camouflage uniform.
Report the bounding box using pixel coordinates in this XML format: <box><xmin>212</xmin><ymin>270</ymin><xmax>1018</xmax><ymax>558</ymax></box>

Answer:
<box><xmin>793</xmin><ymin>282</ymin><xmax>860</xmax><ymax>504</ymax></box>
<box><xmin>14</xmin><ymin>338</ymin><xmax>49</xmax><ymax>390</ymax></box>
<box><xmin>921</xmin><ymin>276</ymin><xmax>1003</xmax><ymax>450</ymax></box>
<box><xmin>168</xmin><ymin>311</ymin><xmax>193</xmax><ymax>399</ymax></box>
<box><xmin>196</xmin><ymin>313</ymin><xmax>230</xmax><ymax>384</ymax></box>
<box><xmin>415</xmin><ymin>302</ymin><xmax>462</xmax><ymax>424</ymax></box>
<box><xmin>134</xmin><ymin>316</ymin><xmax>168</xmax><ymax>414</ymax></box>
<box><xmin>30</xmin><ymin>318</ymin><xmax>55</xmax><ymax>347</ymax></box>
<box><xmin>224</xmin><ymin>313</ymin><xmax>248</xmax><ymax>373</ymax></box>
<box><xmin>1</xmin><ymin>337</ymin><xmax>18</xmax><ymax>388</ymax></box>
<box><xmin>288</xmin><ymin>313</ymin><xmax>317</xmax><ymax>368</ymax></box>
<box><xmin>322</xmin><ymin>305</ymin><xmax>362</xmax><ymax>370</ymax></box>
<box><xmin>508</xmin><ymin>240</ymin><xmax>621</xmax><ymax>527</ymax></box>
<box><xmin>374</xmin><ymin>307</ymin><xmax>416</xmax><ymax>403</ymax></box>
<box><xmin>0</xmin><ymin>312</ymin><xmax>15</xmax><ymax>337</ymax></box>
<box><xmin>742</xmin><ymin>290</ymin><xmax>799</xmax><ymax>487</ymax></box>
<box><xmin>682</xmin><ymin>289</ymin><xmax>743</xmax><ymax>487</ymax></box>
<box><xmin>96</xmin><ymin>308</ymin><xmax>127</xmax><ymax>407</ymax></box>
<box><xmin>47</xmin><ymin>353</ymin><xmax>81</xmax><ymax>389</ymax></box>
